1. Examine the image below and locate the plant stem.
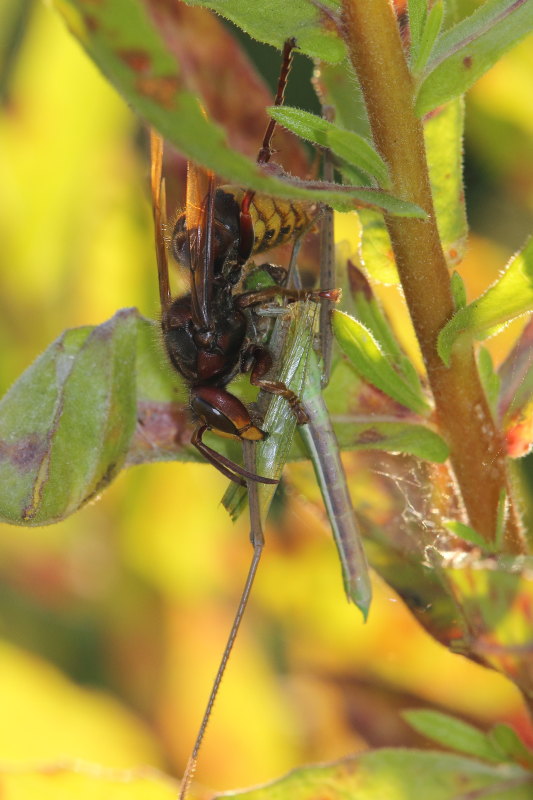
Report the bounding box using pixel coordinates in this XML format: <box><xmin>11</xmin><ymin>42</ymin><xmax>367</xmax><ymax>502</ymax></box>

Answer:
<box><xmin>341</xmin><ymin>0</ymin><xmax>525</xmax><ymax>553</ymax></box>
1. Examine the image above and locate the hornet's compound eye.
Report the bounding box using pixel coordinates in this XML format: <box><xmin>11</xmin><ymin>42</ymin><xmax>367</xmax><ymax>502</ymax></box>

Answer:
<box><xmin>171</xmin><ymin>213</ymin><xmax>237</xmax><ymax>274</ymax></box>
<box><xmin>171</xmin><ymin>214</ymin><xmax>191</xmax><ymax>270</ymax></box>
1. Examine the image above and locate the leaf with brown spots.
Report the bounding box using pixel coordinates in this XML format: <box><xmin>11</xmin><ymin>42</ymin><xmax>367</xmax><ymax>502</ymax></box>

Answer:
<box><xmin>145</xmin><ymin>1</ymin><xmax>308</xmax><ymax>172</ymax></box>
<box><xmin>416</xmin><ymin>0</ymin><xmax>533</xmax><ymax>115</ymax></box>
<box><xmin>358</xmin><ymin>98</ymin><xmax>467</xmax><ymax>284</ymax></box>
<box><xmin>211</xmin><ymin>748</ymin><xmax>532</xmax><ymax>799</ymax></box>
<box><xmin>51</xmin><ymin>0</ymin><xmax>425</xmax><ymax>215</ymax></box>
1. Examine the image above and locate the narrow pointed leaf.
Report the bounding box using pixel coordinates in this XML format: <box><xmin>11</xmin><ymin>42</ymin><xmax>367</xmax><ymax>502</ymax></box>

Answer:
<box><xmin>416</xmin><ymin>0</ymin><xmax>533</xmax><ymax>116</ymax></box>
<box><xmin>358</xmin><ymin>209</ymin><xmax>399</xmax><ymax>284</ymax></box>
<box><xmin>488</xmin><ymin>724</ymin><xmax>533</xmax><ymax>768</ymax></box>
<box><xmin>443</xmin><ymin>520</ymin><xmax>496</xmax><ymax>551</ymax></box>
<box><xmin>451</xmin><ymin>270</ymin><xmax>467</xmax><ymax>310</ymax></box>
<box><xmin>313</xmin><ymin>56</ymin><xmax>371</xmax><ymax>139</ymax></box>
<box><xmin>269</xmin><ymin>106</ymin><xmax>389</xmax><ymax>186</ymax></box>
<box><xmin>333</xmin><ymin>311</ymin><xmax>431</xmax><ymax>415</ymax></box>
<box><xmin>412</xmin><ymin>0</ymin><xmax>444</xmax><ymax>75</ymax></box>
<box><xmin>438</xmin><ymin>237</ymin><xmax>533</xmax><ymax>366</ymax></box>
<box><xmin>477</xmin><ymin>346</ymin><xmax>501</xmax><ymax>414</ymax></box>
<box><xmin>425</xmin><ymin>99</ymin><xmax>468</xmax><ymax>266</ymax></box>
<box><xmin>409</xmin><ymin>0</ymin><xmax>428</xmax><ymax>62</ymax></box>
<box><xmin>495</xmin><ymin>489</ymin><xmax>508</xmax><ymax>551</ymax></box>
<box><xmin>335</xmin><ymin>421</ymin><xmax>448</xmax><ymax>462</ymax></box>
<box><xmin>403</xmin><ymin>710</ymin><xmax>504</xmax><ymax>763</ymax></box>
<box><xmin>347</xmin><ymin>261</ymin><xmax>427</xmax><ymax>402</ymax></box>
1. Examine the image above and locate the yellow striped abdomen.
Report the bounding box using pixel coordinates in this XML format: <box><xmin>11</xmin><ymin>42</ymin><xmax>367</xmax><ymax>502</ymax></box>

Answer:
<box><xmin>219</xmin><ymin>187</ymin><xmax>317</xmax><ymax>256</ymax></box>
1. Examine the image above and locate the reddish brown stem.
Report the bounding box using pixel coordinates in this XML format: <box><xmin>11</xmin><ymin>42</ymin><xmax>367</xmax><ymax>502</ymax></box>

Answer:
<box><xmin>341</xmin><ymin>0</ymin><xmax>525</xmax><ymax>553</ymax></box>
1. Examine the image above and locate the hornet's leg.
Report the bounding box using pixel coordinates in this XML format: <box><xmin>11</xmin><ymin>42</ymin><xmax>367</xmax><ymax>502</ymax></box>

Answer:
<box><xmin>239</xmin><ymin>38</ymin><xmax>297</xmax><ymax>262</ymax></box>
<box><xmin>191</xmin><ymin>424</ymin><xmax>278</xmax><ymax>486</ymax></box>
<box><xmin>241</xmin><ymin>344</ymin><xmax>310</xmax><ymax>425</ymax></box>
<box><xmin>237</xmin><ymin>286</ymin><xmax>341</xmax><ymax>311</ymax></box>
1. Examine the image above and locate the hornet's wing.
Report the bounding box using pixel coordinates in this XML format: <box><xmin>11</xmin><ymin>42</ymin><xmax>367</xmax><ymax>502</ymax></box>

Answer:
<box><xmin>185</xmin><ymin>160</ymin><xmax>216</xmax><ymax>330</ymax></box>
<box><xmin>150</xmin><ymin>130</ymin><xmax>171</xmax><ymax>310</ymax></box>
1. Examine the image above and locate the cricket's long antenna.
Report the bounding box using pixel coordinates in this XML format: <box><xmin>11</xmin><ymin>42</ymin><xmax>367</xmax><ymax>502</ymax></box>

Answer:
<box><xmin>178</xmin><ymin>442</ymin><xmax>265</xmax><ymax>800</ymax></box>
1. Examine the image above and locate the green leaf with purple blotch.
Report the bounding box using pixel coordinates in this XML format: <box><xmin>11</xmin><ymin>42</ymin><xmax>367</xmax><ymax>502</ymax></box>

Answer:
<box><xmin>0</xmin><ymin>309</ymin><xmax>139</xmax><ymax>525</ymax></box>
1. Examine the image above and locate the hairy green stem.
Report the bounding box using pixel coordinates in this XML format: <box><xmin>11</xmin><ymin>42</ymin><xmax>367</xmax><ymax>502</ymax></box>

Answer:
<box><xmin>341</xmin><ymin>0</ymin><xmax>525</xmax><ymax>553</ymax></box>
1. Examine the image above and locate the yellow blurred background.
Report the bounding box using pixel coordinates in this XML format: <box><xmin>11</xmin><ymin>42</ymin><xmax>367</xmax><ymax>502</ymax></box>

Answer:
<box><xmin>0</xmin><ymin>1</ymin><xmax>532</xmax><ymax>795</ymax></box>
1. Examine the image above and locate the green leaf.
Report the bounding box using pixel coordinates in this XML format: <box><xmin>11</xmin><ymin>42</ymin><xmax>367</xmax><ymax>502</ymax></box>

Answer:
<box><xmin>184</xmin><ymin>0</ymin><xmax>345</xmax><ymax>63</ymax></box>
<box><xmin>477</xmin><ymin>346</ymin><xmax>501</xmax><ymax>413</ymax></box>
<box><xmin>495</xmin><ymin>488</ymin><xmax>507</xmax><ymax>551</ymax></box>
<box><xmin>357</xmin><ymin>209</ymin><xmax>399</xmax><ymax>284</ymax></box>
<box><xmin>53</xmin><ymin>0</ymin><xmax>421</xmax><ymax>215</ymax></box>
<box><xmin>403</xmin><ymin>710</ymin><xmax>504</xmax><ymax>763</ymax></box>
<box><xmin>214</xmin><ymin>748</ymin><xmax>532</xmax><ymax>800</ymax></box>
<box><xmin>333</xmin><ymin>310</ymin><xmax>431</xmax><ymax>415</ymax></box>
<box><xmin>336</xmin><ymin>160</ymin><xmax>374</xmax><ymax>187</ymax></box>
<box><xmin>451</xmin><ymin>270</ymin><xmax>467</xmax><ymax>309</ymax></box>
<box><xmin>443</xmin><ymin>520</ymin><xmax>495</xmax><ymax>551</ymax></box>
<box><xmin>488</xmin><ymin>724</ymin><xmax>533</xmax><ymax>768</ymax></box>
<box><xmin>0</xmin><ymin>309</ymin><xmax>139</xmax><ymax>526</ymax></box>
<box><xmin>336</xmin><ymin>421</ymin><xmax>449</xmax><ymax>462</ymax></box>
<box><xmin>313</xmin><ymin>56</ymin><xmax>370</xmax><ymax>139</ymax></box>
<box><xmin>416</xmin><ymin>0</ymin><xmax>533</xmax><ymax>116</ymax></box>
<box><xmin>347</xmin><ymin>261</ymin><xmax>427</xmax><ymax>403</ymax></box>
<box><xmin>409</xmin><ymin>0</ymin><xmax>428</xmax><ymax>61</ymax></box>
<box><xmin>423</xmin><ymin>98</ymin><xmax>467</xmax><ymax>266</ymax></box>
<box><xmin>269</xmin><ymin>107</ymin><xmax>389</xmax><ymax>186</ymax></box>
<box><xmin>360</xmin><ymin>98</ymin><xmax>466</xmax><ymax>283</ymax></box>
<box><xmin>349</xmin><ymin>265</ymin><xmax>404</xmax><ymax>357</ymax></box>
<box><xmin>135</xmin><ymin>318</ymin><xmax>181</xmax><ymax>404</ymax></box>
<box><xmin>412</xmin><ymin>0</ymin><xmax>444</xmax><ymax>75</ymax></box>
<box><xmin>438</xmin><ymin>237</ymin><xmax>533</xmax><ymax>366</ymax></box>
